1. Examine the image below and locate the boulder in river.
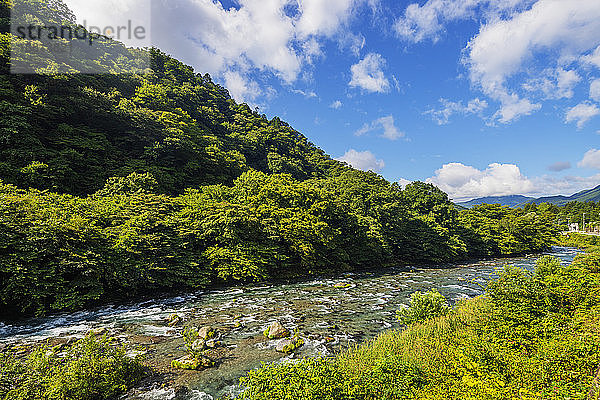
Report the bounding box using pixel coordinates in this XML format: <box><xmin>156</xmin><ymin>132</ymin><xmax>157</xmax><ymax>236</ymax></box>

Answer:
<box><xmin>205</xmin><ymin>339</ymin><xmax>221</xmax><ymax>349</ymax></box>
<box><xmin>197</xmin><ymin>326</ymin><xmax>215</xmax><ymax>340</ymax></box>
<box><xmin>263</xmin><ymin>321</ymin><xmax>290</xmax><ymax>339</ymax></box>
<box><xmin>90</xmin><ymin>327</ymin><xmax>108</xmax><ymax>336</ymax></box>
<box><xmin>276</xmin><ymin>336</ymin><xmax>304</xmax><ymax>354</ymax></box>
<box><xmin>167</xmin><ymin>314</ymin><xmax>182</xmax><ymax>327</ymax></box>
<box><xmin>333</xmin><ymin>282</ymin><xmax>352</xmax><ymax>289</ymax></box>
<box><xmin>171</xmin><ymin>355</ymin><xmax>214</xmax><ymax>370</ymax></box>
<box><xmin>190</xmin><ymin>338</ymin><xmax>206</xmax><ymax>353</ymax></box>
<box><xmin>172</xmin><ymin>386</ymin><xmax>193</xmax><ymax>400</ymax></box>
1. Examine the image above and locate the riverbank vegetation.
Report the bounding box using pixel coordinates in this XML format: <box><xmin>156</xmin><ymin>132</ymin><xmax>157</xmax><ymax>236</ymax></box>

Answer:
<box><xmin>0</xmin><ymin>172</ymin><xmax>558</xmax><ymax>319</ymax></box>
<box><xmin>0</xmin><ymin>333</ymin><xmax>145</xmax><ymax>400</ymax></box>
<box><xmin>524</xmin><ymin>202</ymin><xmax>600</xmax><ymax>231</ymax></box>
<box><xmin>238</xmin><ymin>234</ymin><xmax>600</xmax><ymax>399</ymax></box>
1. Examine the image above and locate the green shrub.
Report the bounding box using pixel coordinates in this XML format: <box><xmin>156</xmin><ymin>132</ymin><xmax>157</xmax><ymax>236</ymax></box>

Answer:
<box><xmin>396</xmin><ymin>289</ymin><xmax>451</xmax><ymax>325</ymax></box>
<box><xmin>238</xmin><ymin>358</ymin><xmax>343</xmax><ymax>400</ymax></box>
<box><xmin>534</xmin><ymin>255</ymin><xmax>562</xmax><ymax>279</ymax></box>
<box><xmin>0</xmin><ymin>333</ymin><xmax>145</xmax><ymax>400</ymax></box>
<box><xmin>572</xmin><ymin>252</ymin><xmax>600</xmax><ymax>273</ymax></box>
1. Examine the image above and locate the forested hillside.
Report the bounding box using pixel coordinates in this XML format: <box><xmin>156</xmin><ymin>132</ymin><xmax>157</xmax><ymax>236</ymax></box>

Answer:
<box><xmin>0</xmin><ymin>0</ymin><xmax>560</xmax><ymax>319</ymax></box>
<box><xmin>0</xmin><ymin>0</ymin><xmax>343</xmax><ymax>195</ymax></box>
<box><xmin>0</xmin><ymin>49</ymin><xmax>340</xmax><ymax>195</ymax></box>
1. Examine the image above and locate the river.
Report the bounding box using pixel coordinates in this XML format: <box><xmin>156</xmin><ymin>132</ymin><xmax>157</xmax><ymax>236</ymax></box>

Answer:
<box><xmin>0</xmin><ymin>247</ymin><xmax>580</xmax><ymax>399</ymax></box>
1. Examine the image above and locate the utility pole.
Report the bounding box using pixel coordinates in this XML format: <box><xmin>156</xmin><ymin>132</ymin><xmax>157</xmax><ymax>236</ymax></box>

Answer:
<box><xmin>583</xmin><ymin>213</ymin><xmax>586</xmax><ymax>232</ymax></box>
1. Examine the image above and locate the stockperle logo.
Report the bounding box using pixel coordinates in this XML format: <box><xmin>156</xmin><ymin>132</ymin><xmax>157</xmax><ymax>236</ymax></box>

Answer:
<box><xmin>10</xmin><ymin>0</ymin><xmax>152</xmax><ymax>74</ymax></box>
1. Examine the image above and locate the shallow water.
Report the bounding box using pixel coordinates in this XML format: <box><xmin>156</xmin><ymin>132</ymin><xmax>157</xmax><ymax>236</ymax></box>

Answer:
<box><xmin>0</xmin><ymin>247</ymin><xmax>581</xmax><ymax>399</ymax></box>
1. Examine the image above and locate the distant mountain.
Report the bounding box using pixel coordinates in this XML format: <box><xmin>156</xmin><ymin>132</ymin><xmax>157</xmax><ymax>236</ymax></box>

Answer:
<box><xmin>525</xmin><ymin>185</ymin><xmax>600</xmax><ymax>206</ymax></box>
<box><xmin>457</xmin><ymin>185</ymin><xmax>600</xmax><ymax>208</ymax></box>
<box><xmin>457</xmin><ymin>195</ymin><xmax>535</xmax><ymax>208</ymax></box>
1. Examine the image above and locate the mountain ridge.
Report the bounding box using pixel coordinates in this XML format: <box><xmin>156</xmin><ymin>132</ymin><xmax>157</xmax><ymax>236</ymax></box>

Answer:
<box><xmin>457</xmin><ymin>184</ymin><xmax>600</xmax><ymax>208</ymax></box>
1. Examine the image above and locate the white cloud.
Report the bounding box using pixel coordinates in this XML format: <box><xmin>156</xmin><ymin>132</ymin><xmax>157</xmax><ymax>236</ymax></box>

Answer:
<box><xmin>149</xmin><ymin>0</ymin><xmax>296</xmax><ymax>84</ymax></box>
<box><xmin>556</xmin><ymin>69</ymin><xmax>582</xmax><ymax>99</ymax></box>
<box><xmin>64</xmin><ymin>0</ymin><xmax>151</xmax><ymax>47</ymax></box>
<box><xmin>330</xmin><ymin>100</ymin><xmax>343</xmax><ymax>109</ymax></box>
<box><xmin>378</xmin><ymin>116</ymin><xmax>404</xmax><ymax>140</ymax></box>
<box><xmin>355</xmin><ymin>115</ymin><xmax>405</xmax><ymax>140</ymax></box>
<box><xmin>565</xmin><ymin>102</ymin><xmax>600</xmax><ymax>129</ymax></box>
<box><xmin>426</xmin><ymin>162</ymin><xmax>535</xmax><ymax>201</ymax></box>
<box><xmin>292</xmin><ymin>89</ymin><xmax>318</xmax><ymax>98</ymax></box>
<box><xmin>424</xmin><ymin>157</ymin><xmax>600</xmax><ymax>201</ymax></box>
<box><xmin>394</xmin><ymin>0</ymin><xmax>533</xmax><ymax>44</ymax></box>
<box><xmin>492</xmin><ymin>95</ymin><xmax>541</xmax><ymax>124</ymax></box>
<box><xmin>529</xmin><ymin>173</ymin><xmax>600</xmax><ymax>198</ymax></box>
<box><xmin>138</xmin><ymin>0</ymin><xmax>370</xmax><ymax>102</ymax></box>
<box><xmin>223</xmin><ymin>71</ymin><xmax>262</xmax><ymax>104</ymax></box>
<box><xmin>425</xmin><ymin>98</ymin><xmax>488</xmax><ymax>125</ymax></box>
<box><xmin>398</xmin><ymin>178</ymin><xmax>412</xmax><ymax>188</ymax></box>
<box><xmin>590</xmin><ymin>79</ymin><xmax>600</xmax><ymax>102</ymax></box>
<box><xmin>578</xmin><ymin>149</ymin><xmax>600</xmax><ymax>169</ymax></box>
<box><xmin>296</xmin><ymin>0</ymin><xmax>357</xmax><ymax>38</ymax></box>
<box><xmin>336</xmin><ymin>149</ymin><xmax>385</xmax><ymax>171</ymax></box>
<box><xmin>338</xmin><ymin>32</ymin><xmax>366</xmax><ymax>56</ymax></box>
<box><xmin>349</xmin><ymin>53</ymin><xmax>390</xmax><ymax>93</ymax></box>
<box><xmin>464</xmin><ymin>0</ymin><xmax>600</xmax><ymax>123</ymax></box>
<box><xmin>301</xmin><ymin>37</ymin><xmax>324</xmax><ymax>64</ymax></box>
<box><xmin>523</xmin><ymin>68</ymin><xmax>581</xmax><ymax>100</ymax></box>
<box><xmin>582</xmin><ymin>45</ymin><xmax>600</xmax><ymax>68</ymax></box>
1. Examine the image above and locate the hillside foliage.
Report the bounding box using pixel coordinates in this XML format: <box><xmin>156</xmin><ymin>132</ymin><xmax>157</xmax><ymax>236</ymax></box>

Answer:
<box><xmin>0</xmin><ymin>172</ymin><xmax>558</xmax><ymax>318</ymax></box>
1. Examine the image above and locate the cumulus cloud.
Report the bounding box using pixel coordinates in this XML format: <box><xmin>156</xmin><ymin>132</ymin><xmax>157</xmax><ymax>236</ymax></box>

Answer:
<box><xmin>149</xmin><ymin>0</ymin><xmax>296</xmax><ymax>84</ymax></box>
<box><xmin>394</xmin><ymin>0</ymin><xmax>533</xmax><ymax>44</ymax></box>
<box><xmin>565</xmin><ymin>102</ymin><xmax>600</xmax><ymax>129</ymax></box>
<box><xmin>355</xmin><ymin>115</ymin><xmax>405</xmax><ymax>140</ymax></box>
<box><xmin>590</xmin><ymin>79</ymin><xmax>600</xmax><ymax>102</ymax></box>
<box><xmin>64</xmin><ymin>0</ymin><xmax>152</xmax><ymax>47</ymax></box>
<box><xmin>578</xmin><ymin>149</ymin><xmax>600</xmax><ymax>169</ymax></box>
<box><xmin>492</xmin><ymin>96</ymin><xmax>541</xmax><ymax>123</ymax></box>
<box><xmin>103</xmin><ymin>0</ymin><xmax>371</xmax><ymax>102</ymax></box>
<box><xmin>582</xmin><ymin>45</ymin><xmax>600</xmax><ymax>68</ymax></box>
<box><xmin>295</xmin><ymin>0</ymin><xmax>358</xmax><ymax>38</ymax></box>
<box><xmin>223</xmin><ymin>71</ymin><xmax>262</xmax><ymax>104</ymax></box>
<box><xmin>336</xmin><ymin>149</ymin><xmax>385</xmax><ymax>171</ymax></box>
<box><xmin>330</xmin><ymin>100</ymin><xmax>343</xmax><ymax>109</ymax></box>
<box><xmin>547</xmin><ymin>161</ymin><xmax>571</xmax><ymax>172</ymax></box>
<box><xmin>523</xmin><ymin>68</ymin><xmax>581</xmax><ymax>100</ymax></box>
<box><xmin>425</xmin><ymin>98</ymin><xmax>488</xmax><ymax>125</ymax></box>
<box><xmin>425</xmin><ymin>157</ymin><xmax>600</xmax><ymax>201</ymax></box>
<box><xmin>463</xmin><ymin>0</ymin><xmax>600</xmax><ymax>123</ymax></box>
<box><xmin>349</xmin><ymin>53</ymin><xmax>390</xmax><ymax>93</ymax></box>
<box><xmin>396</xmin><ymin>0</ymin><xmax>600</xmax><ymax>124</ymax></box>
<box><xmin>398</xmin><ymin>178</ymin><xmax>413</xmax><ymax>188</ymax></box>
<box><xmin>426</xmin><ymin>162</ymin><xmax>535</xmax><ymax>201</ymax></box>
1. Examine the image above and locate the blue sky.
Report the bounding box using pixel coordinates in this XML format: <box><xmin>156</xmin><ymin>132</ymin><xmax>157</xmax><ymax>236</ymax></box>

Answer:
<box><xmin>66</xmin><ymin>0</ymin><xmax>600</xmax><ymax>201</ymax></box>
